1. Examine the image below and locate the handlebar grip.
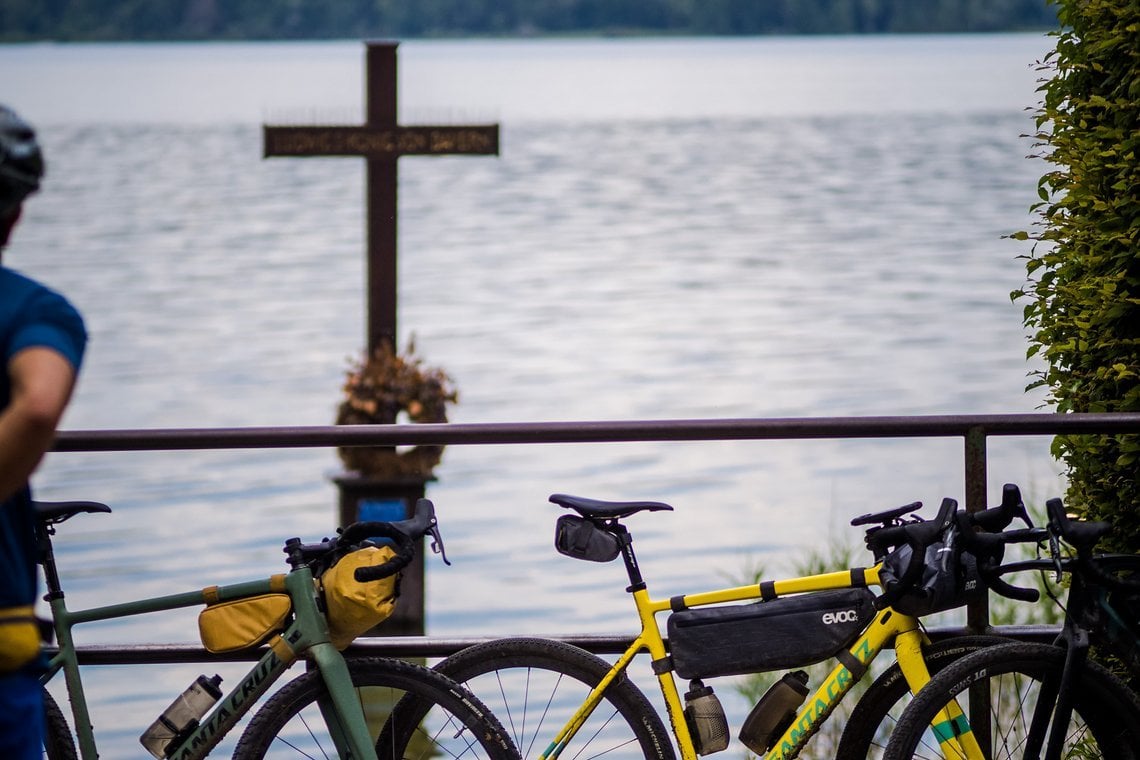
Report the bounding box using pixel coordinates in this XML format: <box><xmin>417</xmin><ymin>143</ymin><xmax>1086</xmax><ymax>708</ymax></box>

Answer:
<box><xmin>866</xmin><ymin>525</ymin><xmax>909</xmax><ymax>553</ymax></box>
<box><xmin>1047</xmin><ymin>497</ymin><xmax>1111</xmax><ymax>551</ymax></box>
<box><xmin>341</xmin><ymin>498</ymin><xmax>443</xmax><ymax>581</ymax></box>
<box><xmin>986</xmin><ymin>573</ymin><xmax>1040</xmax><ymax>603</ymax></box>
<box><xmin>340</xmin><ymin>498</ymin><xmax>437</xmax><ymax>545</ymax></box>
<box><xmin>350</xmin><ymin>526</ymin><xmax>416</xmax><ymax>582</ymax></box>
<box><xmin>968</xmin><ymin>484</ymin><xmax>1032</xmax><ymax>532</ymax></box>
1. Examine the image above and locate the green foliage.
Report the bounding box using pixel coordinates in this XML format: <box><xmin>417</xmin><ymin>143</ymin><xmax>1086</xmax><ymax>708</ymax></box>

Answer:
<box><xmin>1013</xmin><ymin>0</ymin><xmax>1140</xmax><ymax>552</ymax></box>
<box><xmin>0</xmin><ymin>0</ymin><xmax>1057</xmax><ymax>41</ymax></box>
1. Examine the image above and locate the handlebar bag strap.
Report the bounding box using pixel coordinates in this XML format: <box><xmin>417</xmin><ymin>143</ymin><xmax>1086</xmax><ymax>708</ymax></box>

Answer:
<box><xmin>0</xmin><ymin>605</ymin><xmax>41</xmax><ymax>673</ymax></box>
<box><xmin>321</xmin><ymin>545</ymin><xmax>400</xmax><ymax>649</ymax></box>
<box><xmin>198</xmin><ymin>594</ymin><xmax>292</xmax><ymax>654</ymax></box>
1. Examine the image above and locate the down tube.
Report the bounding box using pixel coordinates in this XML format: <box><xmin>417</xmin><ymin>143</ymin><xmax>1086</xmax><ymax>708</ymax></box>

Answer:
<box><xmin>167</xmin><ymin>645</ymin><xmax>293</xmax><ymax>760</ymax></box>
<box><xmin>764</xmin><ymin>612</ymin><xmax>899</xmax><ymax>760</ymax></box>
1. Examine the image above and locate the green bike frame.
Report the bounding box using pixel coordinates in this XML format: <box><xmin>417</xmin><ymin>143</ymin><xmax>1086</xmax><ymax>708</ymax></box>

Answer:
<box><xmin>43</xmin><ymin>566</ymin><xmax>380</xmax><ymax>760</ymax></box>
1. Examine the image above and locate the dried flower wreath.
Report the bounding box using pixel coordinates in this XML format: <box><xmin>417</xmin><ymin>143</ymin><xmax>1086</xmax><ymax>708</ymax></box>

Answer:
<box><xmin>335</xmin><ymin>339</ymin><xmax>458</xmax><ymax>480</ymax></box>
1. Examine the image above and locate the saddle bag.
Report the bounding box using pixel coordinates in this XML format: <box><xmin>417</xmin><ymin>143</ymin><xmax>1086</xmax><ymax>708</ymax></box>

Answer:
<box><xmin>554</xmin><ymin>515</ymin><xmax>621</xmax><ymax>563</ymax></box>
<box><xmin>667</xmin><ymin>588</ymin><xmax>876</xmax><ymax>679</ymax></box>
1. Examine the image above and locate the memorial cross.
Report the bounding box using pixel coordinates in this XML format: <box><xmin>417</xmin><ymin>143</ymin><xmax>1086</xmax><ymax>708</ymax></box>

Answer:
<box><xmin>263</xmin><ymin>40</ymin><xmax>499</xmax><ymax>354</ymax></box>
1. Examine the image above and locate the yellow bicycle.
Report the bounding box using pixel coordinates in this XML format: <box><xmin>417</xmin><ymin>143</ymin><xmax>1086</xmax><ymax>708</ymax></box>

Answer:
<box><xmin>403</xmin><ymin>485</ymin><xmax>1038</xmax><ymax>760</ymax></box>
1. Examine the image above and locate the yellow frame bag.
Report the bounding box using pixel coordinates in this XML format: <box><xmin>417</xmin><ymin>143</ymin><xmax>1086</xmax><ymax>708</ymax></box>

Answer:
<box><xmin>321</xmin><ymin>545</ymin><xmax>400</xmax><ymax>649</ymax></box>
<box><xmin>0</xmin><ymin>605</ymin><xmax>41</xmax><ymax>673</ymax></box>
<box><xmin>198</xmin><ymin>589</ymin><xmax>292</xmax><ymax>654</ymax></box>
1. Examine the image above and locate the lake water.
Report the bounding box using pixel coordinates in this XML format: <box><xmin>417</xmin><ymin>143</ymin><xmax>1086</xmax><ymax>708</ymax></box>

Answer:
<box><xmin>2</xmin><ymin>33</ymin><xmax>1065</xmax><ymax>755</ymax></box>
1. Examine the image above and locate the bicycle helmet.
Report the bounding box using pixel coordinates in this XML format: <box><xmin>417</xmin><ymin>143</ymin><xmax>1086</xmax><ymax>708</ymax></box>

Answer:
<box><xmin>0</xmin><ymin>105</ymin><xmax>45</xmax><ymax>216</ymax></box>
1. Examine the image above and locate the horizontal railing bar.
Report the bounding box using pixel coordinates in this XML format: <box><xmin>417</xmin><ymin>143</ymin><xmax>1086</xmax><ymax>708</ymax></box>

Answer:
<box><xmin>49</xmin><ymin>626</ymin><xmax>1060</xmax><ymax>665</ymax></box>
<box><xmin>52</xmin><ymin>413</ymin><xmax>1140</xmax><ymax>452</ymax></box>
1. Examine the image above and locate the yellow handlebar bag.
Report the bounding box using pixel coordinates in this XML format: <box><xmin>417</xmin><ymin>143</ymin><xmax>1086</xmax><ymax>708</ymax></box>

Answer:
<box><xmin>321</xmin><ymin>545</ymin><xmax>400</xmax><ymax>650</ymax></box>
<box><xmin>198</xmin><ymin>594</ymin><xmax>292</xmax><ymax>654</ymax></box>
<box><xmin>0</xmin><ymin>606</ymin><xmax>41</xmax><ymax>673</ymax></box>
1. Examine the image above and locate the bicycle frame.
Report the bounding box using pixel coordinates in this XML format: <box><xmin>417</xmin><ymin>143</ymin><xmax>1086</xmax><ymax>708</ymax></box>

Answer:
<box><xmin>926</xmin><ymin>553</ymin><xmax>1140</xmax><ymax>760</ymax></box>
<box><xmin>41</xmin><ymin>553</ymin><xmax>379</xmax><ymax>760</ymax></box>
<box><xmin>543</xmin><ymin>536</ymin><xmax>980</xmax><ymax>760</ymax></box>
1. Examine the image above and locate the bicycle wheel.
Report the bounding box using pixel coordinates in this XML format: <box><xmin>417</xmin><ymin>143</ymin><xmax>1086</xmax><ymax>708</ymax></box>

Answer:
<box><xmin>42</xmin><ymin>687</ymin><xmax>76</xmax><ymax>760</ymax></box>
<box><xmin>428</xmin><ymin>637</ymin><xmax>675</xmax><ymax>760</ymax></box>
<box><xmin>232</xmin><ymin>656</ymin><xmax>519</xmax><ymax>760</ymax></box>
<box><xmin>883</xmin><ymin>641</ymin><xmax>1140</xmax><ymax>760</ymax></box>
<box><xmin>835</xmin><ymin>635</ymin><xmax>1008</xmax><ymax>760</ymax></box>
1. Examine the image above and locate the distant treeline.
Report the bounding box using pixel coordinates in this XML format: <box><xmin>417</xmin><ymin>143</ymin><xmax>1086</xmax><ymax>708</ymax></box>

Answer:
<box><xmin>1</xmin><ymin>0</ymin><xmax>1057</xmax><ymax>42</ymax></box>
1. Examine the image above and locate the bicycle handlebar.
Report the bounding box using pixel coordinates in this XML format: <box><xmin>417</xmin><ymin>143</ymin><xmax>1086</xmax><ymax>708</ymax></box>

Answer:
<box><xmin>870</xmin><ymin>497</ymin><xmax>960</xmax><ymax>610</ymax></box>
<box><xmin>864</xmin><ymin>485</ymin><xmax>1040</xmax><ymax>610</ymax></box>
<box><xmin>284</xmin><ymin>498</ymin><xmax>448</xmax><ymax>583</ymax></box>
<box><xmin>1046</xmin><ymin>497</ymin><xmax>1111</xmax><ymax>552</ymax></box>
<box><xmin>344</xmin><ymin>498</ymin><xmax>447</xmax><ymax>582</ymax></box>
<box><xmin>960</xmin><ymin>526</ymin><xmax>1048</xmax><ymax>603</ymax></box>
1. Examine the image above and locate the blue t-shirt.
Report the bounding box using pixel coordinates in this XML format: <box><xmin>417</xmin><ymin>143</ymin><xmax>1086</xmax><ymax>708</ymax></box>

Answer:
<box><xmin>0</xmin><ymin>267</ymin><xmax>86</xmax><ymax>609</ymax></box>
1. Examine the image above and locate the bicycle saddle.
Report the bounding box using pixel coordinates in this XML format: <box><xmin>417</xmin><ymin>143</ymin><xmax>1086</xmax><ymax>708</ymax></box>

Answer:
<box><xmin>550</xmin><ymin>494</ymin><xmax>673</xmax><ymax>519</ymax></box>
<box><xmin>33</xmin><ymin>500</ymin><xmax>112</xmax><ymax>524</ymax></box>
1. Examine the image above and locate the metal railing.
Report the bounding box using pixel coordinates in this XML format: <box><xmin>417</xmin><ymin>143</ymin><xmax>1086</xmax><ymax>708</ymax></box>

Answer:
<box><xmin>51</xmin><ymin>411</ymin><xmax>1140</xmax><ymax>662</ymax></box>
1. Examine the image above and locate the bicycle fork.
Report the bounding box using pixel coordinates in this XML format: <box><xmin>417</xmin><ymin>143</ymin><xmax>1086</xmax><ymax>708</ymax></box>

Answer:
<box><xmin>309</xmin><ymin>642</ymin><xmax>381</xmax><ymax>760</ymax></box>
<box><xmin>1025</xmin><ymin>628</ymin><xmax>1088</xmax><ymax>760</ymax></box>
<box><xmin>895</xmin><ymin>631</ymin><xmax>987</xmax><ymax>760</ymax></box>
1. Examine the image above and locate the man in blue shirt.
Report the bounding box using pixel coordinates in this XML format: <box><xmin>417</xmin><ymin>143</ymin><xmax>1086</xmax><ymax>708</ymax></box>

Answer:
<box><xmin>0</xmin><ymin>104</ymin><xmax>87</xmax><ymax>759</ymax></box>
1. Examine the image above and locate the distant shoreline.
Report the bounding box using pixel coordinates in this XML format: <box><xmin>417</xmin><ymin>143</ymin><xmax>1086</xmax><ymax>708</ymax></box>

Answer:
<box><xmin>0</xmin><ymin>1</ymin><xmax>1058</xmax><ymax>44</ymax></box>
<box><xmin>2</xmin><ymin>28</ymin><xmax>1060</xmax><ymax>45</ymax></box>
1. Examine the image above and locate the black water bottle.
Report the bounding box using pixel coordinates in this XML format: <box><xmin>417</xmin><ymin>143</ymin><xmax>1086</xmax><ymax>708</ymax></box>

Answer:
<box><xmin>683</xmin><ymin>679</ymin><xmax>729</xmax><ymax>755</ymax></box>
<box><xmin>738</xmin><ymin>670</ymin><xmax>809</xmax><ymax>754</ymax></box>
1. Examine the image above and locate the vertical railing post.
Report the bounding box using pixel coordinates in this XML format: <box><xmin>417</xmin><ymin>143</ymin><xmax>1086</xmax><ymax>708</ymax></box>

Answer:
<box><xmin>963</xmin><ymin>425</ymin><xmax>989</xmax><ymax>631</ymax></box>
<box><xmin>963</xmin><ymin>425</ymin><xmax>993</xmax><ymax>752</ymax></box>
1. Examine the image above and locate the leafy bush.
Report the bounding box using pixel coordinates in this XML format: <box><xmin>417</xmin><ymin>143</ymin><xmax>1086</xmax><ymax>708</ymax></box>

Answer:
<box><xmin>1013</xmin><ymin>0</ymin><xmax>1140</xmax><ymax>552</ymax></box>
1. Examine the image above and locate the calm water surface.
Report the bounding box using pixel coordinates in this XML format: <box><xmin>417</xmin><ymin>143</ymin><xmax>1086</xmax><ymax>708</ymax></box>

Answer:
<box><xmin>2</xmin><ymin>34</ymin><xmax>1063</xmax><ymax>755</ymax></box>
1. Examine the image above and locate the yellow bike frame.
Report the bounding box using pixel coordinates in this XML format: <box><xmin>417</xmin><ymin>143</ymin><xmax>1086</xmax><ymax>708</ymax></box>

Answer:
<box><xmin>541</xmin><ymin>564</ymin><xmax>983</xmax><ymax>760</ymax></box>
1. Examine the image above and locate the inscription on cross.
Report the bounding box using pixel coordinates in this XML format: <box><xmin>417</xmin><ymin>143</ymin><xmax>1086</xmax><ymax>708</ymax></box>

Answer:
<box><xmin>263</xmin><ymin>40</ymin><xmax>499</xmax><ymax>355</ymax></box>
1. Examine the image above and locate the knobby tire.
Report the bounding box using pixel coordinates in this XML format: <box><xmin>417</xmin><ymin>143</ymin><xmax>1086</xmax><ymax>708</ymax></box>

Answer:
<box><xmin>428</xmin><ymin>637</ymin><xmax>675</xmax><ymax>760</ymax></box>
<box><xmin>882</xmin><ymin>641</ymin><xmax>1140</xmax><ymax>760</ymax></box>
<box><xmin>42</xmin><ymin>687</ymin><xmax>76</xmax><ymax>760</ymax></box>
<box><xmin>231</xmin><ymin>656</ymin><xmax>519</xmax><ymax>760</ymax></box>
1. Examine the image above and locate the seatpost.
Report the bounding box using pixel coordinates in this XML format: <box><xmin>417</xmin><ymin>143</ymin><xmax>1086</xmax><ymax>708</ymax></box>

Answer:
<box><xmin>614</xmin><ymin>526</ymin><xmax>645</xmax><ymax>592</ymax></box>
<box><xmin>35</xmin><ymin>523</ymin><xmax>65</xmax><ymax>602</ymax></box>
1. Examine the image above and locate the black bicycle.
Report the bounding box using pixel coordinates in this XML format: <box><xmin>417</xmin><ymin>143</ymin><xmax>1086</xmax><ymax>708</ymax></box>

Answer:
<box><xmin>883</xmin><ymin>496</ymin><xmax>1140</xmax><ymax>759</ymax></box>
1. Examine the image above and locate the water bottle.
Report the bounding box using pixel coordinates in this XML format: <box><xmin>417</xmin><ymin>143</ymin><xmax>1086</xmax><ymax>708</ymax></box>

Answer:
<box><xmin>139</xmin><ymin>674</ymin><xmax>223</xmax><ymax>758</ymax></box>
<box><xmin>738</xmin><ymin>670</ymin><xmax>809</xmax><ymax>754</ymax></box>
<box><xmin>683</xmin><ymin>679</ymin><xmax>729</xmax><ymax>755</ymax></box>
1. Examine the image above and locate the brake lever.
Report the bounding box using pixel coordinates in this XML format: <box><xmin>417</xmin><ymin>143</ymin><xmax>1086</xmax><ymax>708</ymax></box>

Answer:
<box><xmin>427</xmin><ymin>522</ymin><xmax>452</xmax><ymax>566</ymax></box>
<box><xmin>1048</xmin><ymin>530</ymin><xmax>1063</xmax><ymax>582</ymax></box>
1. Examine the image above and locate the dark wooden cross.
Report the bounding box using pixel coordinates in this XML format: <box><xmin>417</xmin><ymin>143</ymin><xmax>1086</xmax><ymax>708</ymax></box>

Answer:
<box><xmin>263</xmin><ymin>40</ymin><xmax>499</xmax><ymax>355</ymax></box>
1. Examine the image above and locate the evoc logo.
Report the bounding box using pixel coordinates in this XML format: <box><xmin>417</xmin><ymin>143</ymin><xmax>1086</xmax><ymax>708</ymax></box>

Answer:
<box><xmin>822</xmin><ymin>609</ymin><xmax>858</xmax><ymax>625</ymax></box>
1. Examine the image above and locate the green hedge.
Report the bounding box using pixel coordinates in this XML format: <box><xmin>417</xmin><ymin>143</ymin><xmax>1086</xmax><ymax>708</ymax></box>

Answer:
<box><xmin>1014</xmin><ymin>0</ymin><xmax>1140</xmax><ymax>551</ymax></box>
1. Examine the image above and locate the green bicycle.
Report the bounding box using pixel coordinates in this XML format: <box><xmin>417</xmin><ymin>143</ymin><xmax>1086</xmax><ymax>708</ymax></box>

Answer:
<box><xmin>396</xmin><ymin>485</ymin><xmax>1038</xmax><ymax>759</ymax></box>
<box><xmin>35</xmin><ymin>497</ymin><xmax>519</xmax><ymax>760</ymax></box>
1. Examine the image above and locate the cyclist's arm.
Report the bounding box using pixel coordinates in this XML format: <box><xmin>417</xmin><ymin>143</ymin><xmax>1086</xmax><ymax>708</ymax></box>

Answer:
<box><xmin>0</xmin><ymin>346</ymin><xmax>78</xmax><ymax>502</ymax></box>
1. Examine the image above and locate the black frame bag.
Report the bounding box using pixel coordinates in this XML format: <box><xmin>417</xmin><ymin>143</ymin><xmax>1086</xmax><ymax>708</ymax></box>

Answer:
<box><xmin>667</xmin><ymin>588</ymin><xmax>877</xmax><ymax>679</ymax></box>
